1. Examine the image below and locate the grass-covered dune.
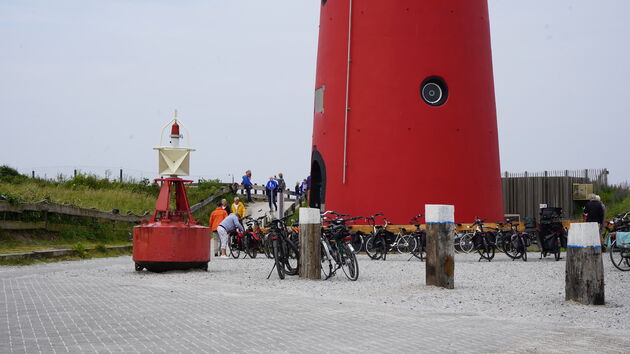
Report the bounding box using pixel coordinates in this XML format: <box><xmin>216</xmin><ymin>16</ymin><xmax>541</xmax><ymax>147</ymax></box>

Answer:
<box><xmin>0</xmin><ymin>165</ymin><xmax>225</xmax><ymax>215</ymax></box>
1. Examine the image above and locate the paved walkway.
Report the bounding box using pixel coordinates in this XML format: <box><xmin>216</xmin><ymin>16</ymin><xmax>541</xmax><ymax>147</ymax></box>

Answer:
<box><xmin>1</xmin><ymin>255</ymin><xmax>628</xmax><ymax>353</ymax></box>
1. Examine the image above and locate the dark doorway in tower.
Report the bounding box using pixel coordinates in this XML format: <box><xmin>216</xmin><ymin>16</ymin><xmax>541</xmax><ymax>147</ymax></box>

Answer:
<box><xmin>309</xmin><ymin>149</ymin><xmax>326</xmax><ymax>210</ymax></box>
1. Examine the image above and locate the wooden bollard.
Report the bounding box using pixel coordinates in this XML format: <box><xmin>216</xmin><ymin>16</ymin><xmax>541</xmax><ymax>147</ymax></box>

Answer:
<box><xmin>425</xmin><ymin>204</ymin><xmax>455</xmax><ymax>289</ymax></box>
<box><xmin>565</xmin><ymin>222</ymin><xmax>605</xmax><ymax>305</ymax></box>
<box><xmin>299</xmin><ymin>208</ymin><xmax>321</xmax><ymax>280</ymax></box>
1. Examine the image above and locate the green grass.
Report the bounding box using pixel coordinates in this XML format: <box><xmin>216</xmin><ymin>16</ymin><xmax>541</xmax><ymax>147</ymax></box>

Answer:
<box><xmin>0</xmin><ymin>165</ymin><xmax>226</xmax><ymax>215</ymax></box>
<box><xmin>600</xmin><ymin>184</ymin><xmax>630</xmax><ymax>217</ymax></box>
<box><xmin>0</xmin><ymin>181</ymin><xmax>157</xmax><ymax>214</ymax></box>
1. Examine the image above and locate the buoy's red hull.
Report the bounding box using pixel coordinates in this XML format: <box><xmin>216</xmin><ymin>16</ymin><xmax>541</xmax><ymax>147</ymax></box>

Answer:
<box><xmin>133</xmin><ymin>222</ymin><xmax>210</xmax><ymax>272</ymax></box>
<box><xmin>310</xmin><ymin>0</ymin><xmax>504</xmax><ymax>223</ymax></box>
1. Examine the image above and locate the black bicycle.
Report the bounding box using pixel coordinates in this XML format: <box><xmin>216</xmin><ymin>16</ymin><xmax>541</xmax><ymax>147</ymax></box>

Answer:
<box><xmin>364</xmin><ymin>213</ymin><xmax>394</xmax><ymax>260</ymax></box>
<box><xmin>408</xmin><ymin>214</ymin><xmax>426</xmax><ymax>261</ymax></box>
<box><xmin>266</xmin><ymin>217</ymin><xmax>300</xmax><ymax>280</ymax></box>
<box><xmin>320</xmin><ymin>213</ymin><xmax>360</xmax><ymax>281</ymax></box>
<box><xmin>470</xmin><ymin>217</ymin><xmax>496</xmax><ymax>262</ymax></box>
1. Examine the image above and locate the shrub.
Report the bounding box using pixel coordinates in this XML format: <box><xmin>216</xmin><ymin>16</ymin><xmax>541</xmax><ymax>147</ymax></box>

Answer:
<box><xmin>72</xmin><ymin>242</ymin><xmax>87</xmax><ymax>258</ymax></box>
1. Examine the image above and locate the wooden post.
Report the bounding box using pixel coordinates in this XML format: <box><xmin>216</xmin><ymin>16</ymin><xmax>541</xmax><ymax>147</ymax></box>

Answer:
<box><xmin>31</xmin><ymin>171</ymin><xmax>35</xmax><ymax>179</ymax></box>
<box><xmin>425</xmin><ymin>204</ymin><xmax>455</xmax><ymax>289</ymax></box>
<box><xmin>565</xmin><ymin>222</ymin><xmax>605</xmax><ymax>305</ymax></box>
<box><xmin>74</xmin><ymin>169</ymin><xmax>77</xmax><ymax>178</ymax></box>
<box><xmin>119</xmin><ymin>169</ymin><xmax>123</xmax><ymax>183</ymax></box>
<box><xmin>299</xmin><ymin>208</ymin><xmax>321</xmax><ymax>280</ymax></box>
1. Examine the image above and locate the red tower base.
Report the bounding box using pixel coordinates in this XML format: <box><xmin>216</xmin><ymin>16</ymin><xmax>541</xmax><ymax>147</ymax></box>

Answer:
<box><xmin>133</xmin><ymin>222</ymin><xmax>210</xmax><ymax>272</ymax></box>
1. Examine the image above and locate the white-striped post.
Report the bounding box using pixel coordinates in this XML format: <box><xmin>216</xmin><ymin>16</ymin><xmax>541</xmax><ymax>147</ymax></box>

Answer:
<box><xmin>299</xmin><ymin>208</ymin><xmax>321</xmax><ymax>280</ymax></box>
<box><xmin>565</xmin><ymin>222</ymin><xmax>605</xmax><ymax>305</ymax></box>
<box><xmin>425</xmin><ymin>204</ymin><xmax>455</xmax><ymax>289</ymax></box>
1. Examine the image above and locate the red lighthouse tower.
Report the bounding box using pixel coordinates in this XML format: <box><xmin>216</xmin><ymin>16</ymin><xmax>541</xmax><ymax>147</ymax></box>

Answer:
<box><xmin>310</xmin><ymin>0</ymin><xmax>503</xmax><ymax>223</ymax></box>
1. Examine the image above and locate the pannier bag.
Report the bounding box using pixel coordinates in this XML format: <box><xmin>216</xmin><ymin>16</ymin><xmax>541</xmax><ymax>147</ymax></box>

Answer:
<box><xmin>613</xmin><ymin>232</ymin><xmax>630</xmax><ymax>248</ymax></box>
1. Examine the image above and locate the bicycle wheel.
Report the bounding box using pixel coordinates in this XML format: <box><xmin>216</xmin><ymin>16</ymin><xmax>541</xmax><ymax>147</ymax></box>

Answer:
<box><xmin>522</xmin><ymin>244</ymin><xmax>528</xmax><ymax>262</ymax></box>
<box><xmin>284</xmin><ymin>238</ymin><xmax>300</xmax><ymax>276</ymax></box>
<box><xmin>365</xmin><ymin>236</ymin><xmax>382</xmax><ymax>260</ymax></box>
<box><xmin>245</xmin><ymin>236</ymin><xmax>258</xmax><ymax>259</ymax></box>
<box><xmin>396</xmin><ymin>235</ymin><xmax>417</xmax><ymax>254</ymax></box>
<box><xmin>477</xmin><ymin>238</ymin><xmax>495</xmax><ymax>261</ymax></box>
<box><xmin>229</xmin><ymin>234</ymin><xmax>241</xmax><ymax>259</ymax></box>
<box><xmin>271</xmin><ymin>238</ymin><xmax>285</xmax><ymax>279</ymax></box>
<box><xmin>263</xmin><ymin>236</ymin><xmax>274</xmax><ymax>259</ymax></box>
<box><xmin>350</xmin><ymin>232</ymin><xmax>364</xmax><ymax>253</ymax></box>
<box><xmin>411</xmin><ymin>235</ymin><xmax>424</xmax><ymax>260</ymax></box>
<box><xmin>459</xmin><ymin>233</ymin><xmax>475</xmax><ymax>253</ymax></box>
<box><xmin>380</xmin><ymin>236</ymin><xmax>388</xmax><ymax>261</ymax></box>
<box><xmin>340</xmin><ymin>243</ymin><xmax>359</xmax><ymax>281</ymax></box>
<box><xmin>502</xmin><ymin>236</ymin><xmax>519</xmax><ymax>259</ymax></box>
<box><xmin>320</xmin><ymin>241</ymin><xmax>332</xmax><ymax>279</ymax></box>
<box><xmin>609</xmin><ymin>240</ymin><xmax>630</xmax><ymax>271</ymax></box>
<box><xmin>554</xmin><ymin>236</ymin><xmax>561</xmax><ymax>261</ymax></box>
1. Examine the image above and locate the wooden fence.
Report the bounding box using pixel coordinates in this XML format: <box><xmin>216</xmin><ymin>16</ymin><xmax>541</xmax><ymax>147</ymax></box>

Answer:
<box><xmin>501</xmin><ymin>168</ymin><xmax>609</xmax><ymax>220</ymax></box>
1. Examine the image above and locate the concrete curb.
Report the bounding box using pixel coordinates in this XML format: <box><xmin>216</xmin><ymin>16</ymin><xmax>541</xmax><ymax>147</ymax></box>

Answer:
<box><xmin>0</xmin><ymin>245</ymin><xmax>132</xmax><ymax>261</ymax></box>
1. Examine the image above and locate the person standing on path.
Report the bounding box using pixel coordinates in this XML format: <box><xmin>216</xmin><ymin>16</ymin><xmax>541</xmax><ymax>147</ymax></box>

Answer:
<box><xmin>217</xmin><ymin>213</ymin><xmax>244</xmax><ymax>258</ymax></box>
<box><xmin>231</xmin><ymin>197</ymin><xmax>246</xmax><ymax>219</ymax></box>
<box><xmin>242</xmin><ymin>170</ymin><xmax>253</xmax><ymax>202</ymax></box>
<box><xmin>276</xmin><ymin>173</ymin><xmax>286</xmax><ymax>217</ymax></box>
<box><xmin>266</xmin><ymin>177</ymin><xmax>278</xmax><ymax>213</ymax></box>
<box><xmin>295</xmin><ymin>181</ymin><xmax>301</xmax><ymax>200</ymax></box>
<box><xmin>584</xmin><ymin>193</ymin><xmax>606</xmax><ymax>246</ymax></box>
<box><xmin>221</xmin><ymin>198</ymin><xmax>231</xmax><ymax>215</ymax></box>
<box><xmin>300</xmin><ymin>179</ymin><xmax>307</xmax><ymax>196</ymax></box>
<box><xmin>209</xmin><ymin>202</ymin><xmax>228</xmax><ymax>257</ymax></box>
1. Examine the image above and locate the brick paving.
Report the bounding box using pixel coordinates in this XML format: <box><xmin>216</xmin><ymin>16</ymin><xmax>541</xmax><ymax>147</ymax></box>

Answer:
<box><xmin>0</xmin><ymin>256</ymin><xmax>629</xmax><ymax>353</ymax></box>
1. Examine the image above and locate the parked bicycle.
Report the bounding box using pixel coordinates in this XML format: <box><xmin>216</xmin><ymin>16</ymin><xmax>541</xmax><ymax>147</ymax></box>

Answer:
<box><xmin>320</xmin><ymin>212</ymin><xmax>360</xmax><ymax>280</ymax></box>
<box><xmin>407</xmin><ymin>214</ymin><xmax>425</xmax><ymax>261</ymax></box>
<box><xmin>606</xmin><ymin>211</ymin><xmax>630</xmax><ymax>271</ymax></box>
<box><xmin>266</xmin><ymin>216</ymin><xmax>300</xmax><ymax>280</ymax></box>
<box><xmin>470</xmin><ymin>217</ymin><xmax>496</xmax><ymax>262</ymax></box>
<box><xmin>364</xmin><ymin>213</ymin><xmax>399</xmax><ymax>260</ymax></box>
<box><xmin>499</xmin><ymin>219</ymin><xmax>531</xmax><ymax>261</ymax></box>
<box><xmin>537</xmin><ymin>207</ymin><xmax>567</xmax><ymax>261</ymax></box>
<box><xmin>241</xmin><ymin>215</ymin><xmax>266</xmax><ymax>258</ymax></box>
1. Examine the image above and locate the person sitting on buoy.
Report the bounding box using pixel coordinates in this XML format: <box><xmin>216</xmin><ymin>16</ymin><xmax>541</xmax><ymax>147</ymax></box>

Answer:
<box><xmin>217</xmin><ymin>212</ymin><xmax>244</xmax><ymax>258</ymax></box>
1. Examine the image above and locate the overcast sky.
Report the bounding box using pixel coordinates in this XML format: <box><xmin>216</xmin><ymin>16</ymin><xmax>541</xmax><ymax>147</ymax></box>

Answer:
<box><xmin>1</xmin><ymin>0</ymin><xmax>628</xmax><ymax>186</ymax></box>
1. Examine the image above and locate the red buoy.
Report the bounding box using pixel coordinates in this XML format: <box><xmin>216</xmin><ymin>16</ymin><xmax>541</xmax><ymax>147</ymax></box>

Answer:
<box><xmin>310</xmin><ymin>0</ymin><xmax>503</xmax><ymax>223</ymax></box>
<box><xmin>133</xmin><ymin>179</ymin><xmax>210</xmax><ymax>272</ymax></box>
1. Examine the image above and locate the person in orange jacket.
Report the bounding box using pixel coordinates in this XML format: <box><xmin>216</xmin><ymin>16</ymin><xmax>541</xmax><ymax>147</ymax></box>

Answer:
<box><xmin>209</xmin><ymin>202</ymin><xmax>228</xmax><ymax>257</ymax></box>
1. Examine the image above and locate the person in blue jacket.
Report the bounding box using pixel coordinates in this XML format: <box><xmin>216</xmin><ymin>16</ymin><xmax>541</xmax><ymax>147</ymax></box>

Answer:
<box><xmin>242</xmin><ymin>170</ymin><xmax>253</xmax><ymax>202</ymax></box>
<box><xmin>217</xmin><ymin>213</ymin><xmax>244</xmax><ymax>258</ymax></box>
<box><xmin>266</xmin><ymin>177</ymin><xmax>278</xmax><ymax>212</ymax></box>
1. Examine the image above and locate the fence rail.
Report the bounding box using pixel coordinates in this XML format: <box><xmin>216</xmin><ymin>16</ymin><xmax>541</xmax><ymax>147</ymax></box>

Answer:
<box><xmin>501</xmin><ymin>168</ymin><xmax>609</xmax><ymax>220</ymax></box>
<box><xmin>0</xmin><ymin>201</ymin><xmax>142</xmax><ymax>223</ymax></box>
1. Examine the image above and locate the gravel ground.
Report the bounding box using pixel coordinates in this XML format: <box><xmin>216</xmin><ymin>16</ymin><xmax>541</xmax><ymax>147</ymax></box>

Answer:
<box><xmin>130</xmin><ymin>251</ymin><xmax>630</xmax><ymax>332</ymax></box>
<box><xmin>2</xmin><ymin>250</ymin><xmax>628</xmax><ymax>334</ymax></box>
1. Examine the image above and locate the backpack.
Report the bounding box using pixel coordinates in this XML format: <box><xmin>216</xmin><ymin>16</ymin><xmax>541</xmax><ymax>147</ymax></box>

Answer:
<box><xmin>278</xmin><ymin>179</ymin><xmax>286</xmax><ymax>191</ymax></box>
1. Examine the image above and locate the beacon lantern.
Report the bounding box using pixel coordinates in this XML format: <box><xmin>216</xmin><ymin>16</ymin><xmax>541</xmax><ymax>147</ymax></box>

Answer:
<box><xmin>133</xmin><ymin>111</ymin><xmax>210</xmax><ymax>272</ymax></box>
<box><xmin>309</xmin><ymin>0</ymin><xmax>504</xmax><ymax>224</ymax></box>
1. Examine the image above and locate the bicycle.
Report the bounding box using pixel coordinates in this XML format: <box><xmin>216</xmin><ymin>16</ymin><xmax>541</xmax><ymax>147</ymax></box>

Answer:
<box><xmin>606</xmin><ymin>211</ymin><xmax>630</xmax><ymax>271</ymax></box>
<box><xmin>499</xmin><ymin>219</ymin><xmax>531</xmax><ymax>261</ymax></box>
<box><xmin>241</xmin><ymin>215</ymin><xmax>266</xmax><ymax>259</ymax></box>
<box><xmin>470</xmin><ymin>217</ymin><xmax>496</xmax><ymax>262</ymax></box>
<box><xmin>364</xmin><ymin>213</ymin><xmax>395</xmax><ymax>260</ymax></box>
<box><xmin>266</xmin><ymin>216</ymin><xmax>300</xmax><ymax>280</ymax></box>
<box><xmin>407</xmin><ymin>214</ymin><xmax>425</xmax><ymax>261</ymax></box>
<box><xmin>320</xmin><ymin>212</ymin><xmax>360</xmax><ymax>280</ymax></box>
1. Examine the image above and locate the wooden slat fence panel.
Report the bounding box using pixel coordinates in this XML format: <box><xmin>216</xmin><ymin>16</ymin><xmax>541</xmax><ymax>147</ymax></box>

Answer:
<box><xmin>502</xmin><ymin>168</ymin><xmax>609</xmax><ymax>220</ymax></box>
